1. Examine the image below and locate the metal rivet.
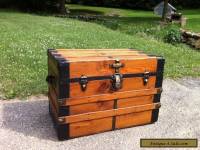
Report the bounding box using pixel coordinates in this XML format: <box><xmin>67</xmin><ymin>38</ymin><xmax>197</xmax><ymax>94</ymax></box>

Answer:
<box><xmin>58</xmin><ymin>118</ymin><xmax>64</xmax><ymax>122</ymax></box>
<box><xmin>155</xmin><ymin>103</ymin><xmax>161</xmax><ymax>109</ymax></box>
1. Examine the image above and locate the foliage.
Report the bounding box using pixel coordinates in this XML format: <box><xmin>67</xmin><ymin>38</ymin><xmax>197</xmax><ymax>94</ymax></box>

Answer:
<box><xmin>164</xmin><ymin>28</ymin><xmax>181</xmax><ymax>44</ymax></box>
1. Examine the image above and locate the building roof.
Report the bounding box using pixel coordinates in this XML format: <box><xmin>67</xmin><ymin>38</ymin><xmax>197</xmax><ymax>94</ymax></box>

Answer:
<box><xmin>154</xmin><ymin>1</ymin><xmax>177</xmax><ymax>16</ymax></box>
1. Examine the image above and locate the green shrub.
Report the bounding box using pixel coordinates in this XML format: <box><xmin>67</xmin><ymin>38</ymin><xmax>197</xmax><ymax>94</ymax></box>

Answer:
<box><xmin>164</xmin><ymin>28</ymin><xmax>181</xmax><ymax>45</ymax></box>
<box><xmin>101</xmin><ymin>20</ymin><xmax>119</xmax><ymax>30</ymax></box>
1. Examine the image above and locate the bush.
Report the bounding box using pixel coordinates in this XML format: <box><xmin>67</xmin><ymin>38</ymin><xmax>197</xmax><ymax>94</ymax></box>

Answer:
<box><xmin>164</xmin><ymin>28</ymin><xmax>181</xmax><ymax>45</ymax></box>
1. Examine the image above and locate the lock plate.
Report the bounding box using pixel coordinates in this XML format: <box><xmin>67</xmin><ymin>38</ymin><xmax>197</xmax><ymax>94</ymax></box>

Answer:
<box><xmin>143</xmin><ymin>71</ymin><xmax>150</xmax><ymax>85</ymax></box>
<box><xmin>79</xmin><ymin>75</ymin><xmax>88</xmax><ymax>91</ymax></box>
<box><xmin>111</xmin><ymin>73</ymin><xmax>123</xmax><ymax>90</ymax></box>
<box><xmin>110</xmin><ymin>59</ymin><xmax>124</xmax><ymax>90</ymax></box>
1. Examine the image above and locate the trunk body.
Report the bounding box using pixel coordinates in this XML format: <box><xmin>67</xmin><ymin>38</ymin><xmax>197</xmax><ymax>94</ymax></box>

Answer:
<box><xmin>47</xmin><ymin>49</ymin><xmax>165</xmax><ymax>140</ymax></box>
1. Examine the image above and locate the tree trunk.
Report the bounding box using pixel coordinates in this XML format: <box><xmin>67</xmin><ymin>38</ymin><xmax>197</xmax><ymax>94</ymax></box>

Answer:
<box><xmin>59</xmin><ymin>0</ymin><xmax>66</xmax><ymax>14</ymax></box>
<box><xmin>162</xmin><ymin>0</ymin><xmax>169</xmax><ymax>22</ymax></box>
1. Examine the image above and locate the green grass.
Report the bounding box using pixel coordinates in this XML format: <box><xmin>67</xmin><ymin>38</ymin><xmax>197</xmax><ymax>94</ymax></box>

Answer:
<box><xmin>0</xmin><ymin>7</ymin><xmax>200</xmax><ymax>99</ymax></box>
<box><xmin>68</xmin><ymin>4</ymin><xmax>200</xmax><ymax>34</ymax></box>
<box><xmin>68</xmin><ymin>4</ymin><xmax>161</xmax><ymax>37</ymax></box>
<box><xmin>181</xmin><ymin>9</ymin><xmax>200</xmax><ymax>32</ymax></box>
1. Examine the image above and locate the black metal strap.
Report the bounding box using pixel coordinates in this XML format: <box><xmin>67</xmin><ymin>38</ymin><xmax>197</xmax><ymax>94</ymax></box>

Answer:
<box><xmin>112</xmin><ymin>99</ymin><xmax>118</xmax><ymax>130</ymax></box>
<box><xmin>70</xmin><ymin>72</ymin><xmax>158</xmax><ymax>83</ymax></box>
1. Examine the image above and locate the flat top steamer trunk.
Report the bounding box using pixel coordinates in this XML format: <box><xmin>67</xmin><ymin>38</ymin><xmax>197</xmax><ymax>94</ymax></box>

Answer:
<box><xmin>47</xmin><ymin>49</ymin><xmax>165</xmax><ymax>140</ymax></box>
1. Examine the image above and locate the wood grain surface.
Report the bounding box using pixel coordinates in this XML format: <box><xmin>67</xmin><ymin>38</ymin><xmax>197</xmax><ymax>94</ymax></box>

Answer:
<box><xmin>61</xmin><ymin>88</ymin><xmax>161</xmax><ymax>106</ymax></box>
<box><xmin>69</xmin><ymin>58</ymin><xmax>157</xmax><ymax>77</ymax></box>
<box><xmin>59</xmin><ymin>103</ymin><xmax>160</xmax><ymax>124</ymax></box>
<box><xmin>69</xmin><ymin>76</ymin><xmax>156</xmax><ymax>97</ymax></box>
<box><xmin>69</xmin><ymin>117</ymin><xmax>113</xmax><ymax>137</ymax></box>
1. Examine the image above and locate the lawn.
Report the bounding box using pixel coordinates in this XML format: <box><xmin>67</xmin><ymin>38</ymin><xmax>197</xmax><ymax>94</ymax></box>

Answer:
<box><xmin>68</xmin><ymin>4</ymin><xmax>200</xmax><ymax>34</ymax></box>
<box><xmin>68</xmin><ymin>4</ymin><xmax>161</xmax><ymax>37</ymax></box>
<box><xmin>181</xmin><ymin>9</ymin><xmax>200</xmax><ymax>32</ymax></box>
<box><xmin>0</xmin><ymin>7</ymin><xmax>200</xmax><ymax>99</ymax></box>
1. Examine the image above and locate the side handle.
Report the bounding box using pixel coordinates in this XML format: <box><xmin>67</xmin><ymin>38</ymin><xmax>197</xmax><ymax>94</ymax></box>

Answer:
<box><xmin>46</xmin><ymin>75</ymin><xmax>56</xmax><ymax>85</ymax></box>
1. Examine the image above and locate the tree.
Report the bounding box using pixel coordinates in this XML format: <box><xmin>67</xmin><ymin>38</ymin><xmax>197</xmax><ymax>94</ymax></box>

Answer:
<box><xmin>162</xmin><ymin>0</ymin><xmax>169</xmax><ymax>21</ymax></box>
<box><xmin>59</xmin><ymin>0</ymin><xmax>66</xmax><ymax>14</ymax></box>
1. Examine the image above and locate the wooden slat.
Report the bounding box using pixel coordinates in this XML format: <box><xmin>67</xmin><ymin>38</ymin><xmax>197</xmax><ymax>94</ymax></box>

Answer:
<box><xmin>56</xmin><ymin>52</ymin><xmax>145</xmax><ymax>58</ymax></box>
<box><xmin>67</xmin><ymin>56</ymin><xmax>153</xmax><ymax>62</ymax></box>
<box><xmin>69</xmin><ymin>58</ymin><xmax>157</xmax><ymax>78</ymax></box>
<box><xmin>69</xmin><ymin>101</ymin><xmax>114</xmax><ymax>115</ymax></box>
<box><xmin>69</xmin><ymin>76</ymin><xmax>156</xmax><ymax>98</ymax></box>
<box><xmin>117</xmin><ymin>95</ymin><xmax>154</xmax><ymax>108</ymax></box>
<box><xmin>59</xmin><ymin>103</ymin><xmax>161</xmax><ymax>124</ymax></box>
<box><xmin>58</xmin><ymin>54</ymin><xmax>147</xmax><ymax>59</ymax></box>
<box><xmin>115</xmin><ymin>110</ymin><xmax>152</xmax><ymax>129</ymax></box>
<box><xmin>60</xmin><ymin>88</ymin><xmax>161</xmax><ymax>106</ymax></box>
<box><xmin>57</xmin><ymin>51</ymin><xmax>141</xmax><ymax>55</ymax></box>
<box><xmin>69</xmin><ymin>95</ymin><xmax>155</xmax><ymax>115</ymax></box>
<box><xmin>61</xmin><ymin>55</ymin><xmax>149</xmax><ymax>62</ymax></box>
<box><xmin>55</xmin><ymin>49</ymin><xmax>143</xmax><ymax>54</ymax></box>
<box><xmin>55</xmin><ymin>49</ymin><xmax>140</xmax><ymax>52</ymax></box>
<box><xmin>69</xmin><ymin>117</ymin><xmax>113</xmax><ymax>137</ymax></box>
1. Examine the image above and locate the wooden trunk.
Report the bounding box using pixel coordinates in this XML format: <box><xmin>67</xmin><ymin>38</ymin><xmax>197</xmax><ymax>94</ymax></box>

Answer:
<box><xmin>47</xmin><ymin>49</ymin><xmax>165</xmax><ymax>140</ymax></box>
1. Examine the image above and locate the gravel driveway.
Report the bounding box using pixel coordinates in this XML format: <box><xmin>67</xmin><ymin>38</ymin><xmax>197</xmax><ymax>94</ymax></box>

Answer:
<box><xmin>0</xmin><ymin>78</ymin><xmax>200</xmax><ymax>150</ymax></box>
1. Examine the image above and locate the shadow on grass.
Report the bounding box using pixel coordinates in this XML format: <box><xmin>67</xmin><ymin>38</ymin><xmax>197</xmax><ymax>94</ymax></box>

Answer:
<box><xmin>68</xmin><ymin>8</ymin><xmax>159</xmax><ymax>33</ymax></box>
<box><xmin>100</xmin><ymin>16</ymin><xmax>159</xmax><ymax>26</ymax></box>
<box><xmin>69</xmin><ymin>9</ymin><xmax>104</xmax><ymax>15</ymax></box>
<box><xmin>2</xmin><ymin>100</ymin><xmax>58</xmax><ymax>141</ymax></box>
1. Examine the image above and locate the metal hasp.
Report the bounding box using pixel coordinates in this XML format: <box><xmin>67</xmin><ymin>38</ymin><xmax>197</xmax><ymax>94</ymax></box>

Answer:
<box><xmin>79</xmin><ymin>75</ymin><xmax>88</xmax><ymax>91</ymax></box>
<box><xmin>111</xmin><ymin>73</ymin><xmax>123</xmax><ymax>90</ymax></box>
<box><xmin>143</xmin><ymin>71</ymin><xmax>150</xmax><ymax>85</ymax></box>
<box><xmin>110</xmin><ymin>59</ymin><xmax>124</xmax><ymax>73</ymax></box>
<box><xmin>110</xmin><ymin>59</ymin><xmax>124</xmax><ymax>90</ymax></box>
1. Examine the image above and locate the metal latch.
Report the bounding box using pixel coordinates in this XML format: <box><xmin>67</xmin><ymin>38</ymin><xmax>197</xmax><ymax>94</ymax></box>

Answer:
<box><xmin>46</xmin><ymin>75</ymin><xmax>55</xmax><ymax>85</ymax></box>
<box><xmin>79</xmin><ymin>75</ymin><xmax>88</xmax><ymax>91</ymax></box>
<box><xmin>111</xmin><ymin>73</ymin><xmax>123</xmax><ymax>90</ymax></box>
<box><xmin>143</xmin><ymin>71</ymin><xmax>150</xmax><ymax>85</ymax></box>
<box><xmin>110</xmin><ymin>59</ymin><xmax>124</xmax><ymax>90</ymax></box>
<box><xmin>110</xmin><ymin>59</ymin><xmax>124</xmax><ymax>73</ymax></box>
